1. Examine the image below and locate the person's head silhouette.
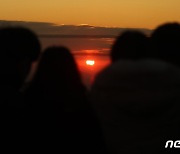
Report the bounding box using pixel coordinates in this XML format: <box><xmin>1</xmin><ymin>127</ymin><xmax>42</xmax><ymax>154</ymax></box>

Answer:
<box><xmin>111</xmin><ymin>31</ymin><xmax>149</xmax><ymax>62</ymax></box>
<box><xmin>34</xmin><ymin>46</ymin><xmax>82</xmax><ymax>87</ymax></box>
<box><xmin>30</xmin><ymin>46</ymin><xmax>86</xmax><ymax>105</ymax></box>
<box><xmin>151</xmin><ymin>22</ymin><xmax>180</xmax><ymax>66</ymax></box>
<box><xmin>0</xmin><ymin>27</ymin><xmax>41</xmax><ymax>89</ymax></box>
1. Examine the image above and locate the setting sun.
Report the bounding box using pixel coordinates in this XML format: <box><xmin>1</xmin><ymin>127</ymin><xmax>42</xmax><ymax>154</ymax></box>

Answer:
<box><xmin>86</xmin><ymin>60</ymin><xmax>95</xmax><ymax>66</ymax></box>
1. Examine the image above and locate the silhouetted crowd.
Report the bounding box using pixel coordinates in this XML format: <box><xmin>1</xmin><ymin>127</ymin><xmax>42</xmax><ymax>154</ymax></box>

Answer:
<box><xmin>1</xmin><ymin>23</ymin><xmax>180</xmax><ymax>153</ymax></box>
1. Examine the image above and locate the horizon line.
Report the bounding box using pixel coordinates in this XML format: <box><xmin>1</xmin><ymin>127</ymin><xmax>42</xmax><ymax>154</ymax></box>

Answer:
<box><xmin>39</xmin><ymin>34</ymin><xmax>117</xmax><ymax>38</ymax></box>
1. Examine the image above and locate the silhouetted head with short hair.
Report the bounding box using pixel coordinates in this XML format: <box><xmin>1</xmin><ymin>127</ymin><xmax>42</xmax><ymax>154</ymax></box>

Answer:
<box><xmin>0</xmin><ymin>27</ymin><xmax>41</xmax><ymax>89</ymax></box>
<box><xmin>111</xmin><ymin>31</ymin><xmax>149</xmax><ymax>62</ymax></box>
<box><xmin>151</xmin><ymin>23</ymin><xmax>180</xmax><ymax>66</ymax></box>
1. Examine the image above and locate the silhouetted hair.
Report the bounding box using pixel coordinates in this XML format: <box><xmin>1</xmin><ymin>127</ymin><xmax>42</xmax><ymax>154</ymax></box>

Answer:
<box><xmin>24</xmin><ymin>47</ymin><xmax>105</xmax><ymax>152</ymax></box>
<box><xmin>29</xmin><ymin>46</ymin><xmax>86</xmax><ymax>107</ymax></box>
<box><xmin>0</xmin><ymin>27</ymin><xmax>41</xmax><ymax>61</ymax></box>
<box><xmin>0</xmin><ymin>27</ymin><xmax>41</xmax><ymax>88</ymax></box>
<box><xmin>25</xmin><ymin>46</ymin><xmax>87</xmax><ymax>142</ymax></box>
<box><xmin>111</xmin><ymin>31</ymin><xmax>148</xmax><ymax>62</ymax></box>
<box><xmin>151</xmin><ymin>22</ymin><xmax>180</xmax><ymax>65</ymax></box>
<box><xmin>34</xmin><ymin>46</ymin><xmax>82</xmax><ymax>88</ymax></box>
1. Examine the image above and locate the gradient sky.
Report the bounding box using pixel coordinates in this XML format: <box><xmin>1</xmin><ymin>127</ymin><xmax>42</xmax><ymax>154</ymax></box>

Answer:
<box><xmin>0</xmin><ymin>0</ymin><xmax>180</xmax><ymax>29</ymax></box>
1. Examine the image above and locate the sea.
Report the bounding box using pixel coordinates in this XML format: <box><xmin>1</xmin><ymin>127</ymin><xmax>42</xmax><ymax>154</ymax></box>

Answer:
<box><xmin>38</xmin><ymin>36</ymin><xmax>115</xmax><ymax>88</ymax></box>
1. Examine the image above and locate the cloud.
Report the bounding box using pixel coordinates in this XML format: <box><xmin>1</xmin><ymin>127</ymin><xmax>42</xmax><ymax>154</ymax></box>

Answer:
<box><xmin>0</xmin><ymin>20</ymin><xmax>152</xmax><ymax>36</ymax></box>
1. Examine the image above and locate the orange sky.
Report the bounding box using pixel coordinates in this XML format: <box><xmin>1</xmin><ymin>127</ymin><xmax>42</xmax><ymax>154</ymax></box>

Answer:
<box><xmin>0</xmin><ymin>0</ymin><xmax>180</xmax><ymax>29</ymax></box>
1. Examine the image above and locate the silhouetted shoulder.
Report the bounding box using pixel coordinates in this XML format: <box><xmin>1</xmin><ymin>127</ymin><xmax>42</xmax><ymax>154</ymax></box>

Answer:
<box><xmin>91</xmin><ymin>59</ymin><xmax>180</xmax><ymax>153</ymax></box>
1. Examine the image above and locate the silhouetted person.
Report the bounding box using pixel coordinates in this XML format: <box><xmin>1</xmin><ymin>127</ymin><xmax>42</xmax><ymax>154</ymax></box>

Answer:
<box><xmin>26</xmin><ymin>46</ymin><xmax>87</xmax><ymax>111</ymax></box>
<box><xmin>0</xmin><ymin>27</ymin><xmax>41</xmax><ymax>151</ymax></box>
<box><xmin>25</xmin><ymin>46</ymin><xmax>105</xmax><ymax>153</ymax></box>
<box><xmin>0</xmin><ymin>27</ymin><xmax>41</xmax><ymax>91</ymax></box>
<box><xmin>151</xmin><ymin>23</ymin><xmax>180</xmax><ymax>66</ymax></box>
<box><xmin>111</xmin><ymin>31</ymin><xmax>149</xmax><ymax>62</ymax></box>
<box><xmin>90</xmin><ymin>59</ymin><xmax>180</xmax><ymax>154</ymax></box>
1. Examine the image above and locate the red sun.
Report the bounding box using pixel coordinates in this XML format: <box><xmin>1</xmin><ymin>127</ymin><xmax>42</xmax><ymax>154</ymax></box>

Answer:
<box><xmin>86</xmin><ymin>60</ymin><xmax>95</xmax><ymax>66</ymax></box>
